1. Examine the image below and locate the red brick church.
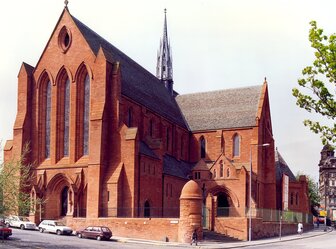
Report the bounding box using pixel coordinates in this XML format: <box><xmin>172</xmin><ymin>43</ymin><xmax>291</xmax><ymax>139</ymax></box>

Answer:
<box><xmin>3</xmin><ymin>5</ymin><xmax>310</xmax><ymax>241</ymax></box>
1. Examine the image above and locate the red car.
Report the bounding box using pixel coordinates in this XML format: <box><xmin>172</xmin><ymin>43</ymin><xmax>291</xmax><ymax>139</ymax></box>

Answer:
<box><xmin>0</xmin><ymin>221</ymin><xmax>12</xmax><ymax>239</ymax></box>
<box><xmin>76</xmin><ymin>226</ymin><xmax>112</xmax><ymax>241</ymax></box>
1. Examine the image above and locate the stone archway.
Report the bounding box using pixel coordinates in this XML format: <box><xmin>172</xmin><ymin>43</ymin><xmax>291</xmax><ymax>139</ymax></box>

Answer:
<box><xmin>204</xmin><ymin>185</ymin><xmax>241</xmax><ymax>231</ymax></box>
<box><xmin>44</xmin><ymin>173</ymin><xmax>75</xmax><ymax>219</ymax></box>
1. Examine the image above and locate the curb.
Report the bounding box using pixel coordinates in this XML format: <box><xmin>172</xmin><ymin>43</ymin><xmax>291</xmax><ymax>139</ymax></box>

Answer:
<box><xmin>113</xmin><ymin>229</ymin><xmax>332</xmax><ymax>248</ymax></box>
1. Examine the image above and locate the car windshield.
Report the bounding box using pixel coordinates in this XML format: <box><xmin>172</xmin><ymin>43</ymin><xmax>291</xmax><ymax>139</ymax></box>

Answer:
<box><xmin>19</xmin><ymin>217</ymin><xmax>30</xmax><ymax>221</ymax></box>
<box><xmin>55</xmin><ymin>222</ymin><xmax>65</xmax><ymax>226</ymax></box>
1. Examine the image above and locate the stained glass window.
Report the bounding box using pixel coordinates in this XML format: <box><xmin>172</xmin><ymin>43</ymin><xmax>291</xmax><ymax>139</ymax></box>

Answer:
<box><xmin>63</xmin><ymin>78</ymin><xmax>70</xmax><ymax>157</ymax></box>
<box><xmin>233</xmin><ymin>134</ymin><xmax>240</xmax><ymax>157</ymax></box>
<box><xmin>45</xmin><ymin>81</ymin><xmax>51</xmax><ymax>158</ymax></box>
<box><xmin>83</xmin><ymin>74</ymin><xmax>90</xmax><ymax>156</ymax></box>
<box><xmin>200</xmin><ymin>136</ymin><xmax>206</xmax><ymax>159</ymax></box>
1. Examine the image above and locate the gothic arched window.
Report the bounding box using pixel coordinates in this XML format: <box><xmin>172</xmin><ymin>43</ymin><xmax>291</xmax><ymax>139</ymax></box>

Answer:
<box><xmin>83</xmin><ymin>74</ymin><xmax>90</xmax><ymax>156</ymax></box>
<box><xmin>76</xmin><ymin>69</ymin><xmax>90</xmax><ymax>158</ymax></box>
<box><xmin>233</xmin><ymin>134</ymin><xmax>240</xmax><ymax>157</ymax></box>
<box><xmin>200</xmin><ymin>136</ymin><xmax>206</xmax><ymax>159</ymax></box>
<box><xmin>57</xmin><ymin>73</ymin><xmax>70</xmax><ymax>159</ymax></box>
<box><xmin>220</xmin><ymin>161</ymin><xmax>224</xmax><ymax>177</ymax></box>
<box><xmin>127</xmin><ymin>107</ymin><xmax>133</xmax><ymax>127</ymax></box>
<box><xmin>226</xmin><ymin>168</ymin><xmax>230</xmax><ymax>178</ymax></box>
<box><xmin>45</xmin><ymin>81</ymin><xmax>51</xmax><ymax>159</ymax></box>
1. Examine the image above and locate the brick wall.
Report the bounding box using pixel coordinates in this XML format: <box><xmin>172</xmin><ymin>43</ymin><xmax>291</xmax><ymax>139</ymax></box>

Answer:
<box><xmin>214</xmin><ymin>217</ymin><xmax>313</xmax><ymax>241</ymax></box>
<box><xmin>66</xmin><ymin>217</ymin><xmax>179</xmax><ymax>242</ymax></box>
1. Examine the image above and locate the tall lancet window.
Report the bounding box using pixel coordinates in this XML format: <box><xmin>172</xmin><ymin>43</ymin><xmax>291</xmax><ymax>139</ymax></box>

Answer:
<box><xmin>200</xmin><ymin>136</ymin><xmax>206</xmax><ymax>159</ymax></box>
<box><xmin>233</xmin><ymin>134</ymin><xmax>240</xmax><ymax>157</ymax></box>
<box><xmin>83</xmin><ymin>74</ymin><xmax>90</xmax><ymax>156</ymax></box>
<box><xmin>45</xmin><ymin>81</ymin><xmax>51</xmax><ymax>159</ymax></box>
<box><xmin>63</xmin><ymin>78</ymin><xmax>70</xmax><ymax>157</ymax></box>
<box><xmin>57</xmin><ymin>74</ymin><xmax>70</xmax><ymax>159</ymax></box>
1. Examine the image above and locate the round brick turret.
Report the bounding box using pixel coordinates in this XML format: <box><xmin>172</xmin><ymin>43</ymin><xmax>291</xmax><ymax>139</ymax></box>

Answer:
<box><xmin>178</xmin><ymin>180</ymin><xmax>202</xmax><ymax>243</ymax></box>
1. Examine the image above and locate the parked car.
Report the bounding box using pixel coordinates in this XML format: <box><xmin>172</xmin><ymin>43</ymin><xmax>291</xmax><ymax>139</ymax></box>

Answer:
<box><xmin>0</xmin><ymin>221</ymin><xmax>12</xmax><ymax>239</ymax></box>
<box><xmin>38</xmin><ymin>220</ymin><xmax>73</xmax><ymax>235</ymax></box>
<box><xmin>6</xmin><ymin>215</ymin><xmax>37</xmax><ymax>230</ymax></box>
<box><xmin>76</xmin><ymin>226</ymin><xmax>112</xmax><ymax>241</ymax></box>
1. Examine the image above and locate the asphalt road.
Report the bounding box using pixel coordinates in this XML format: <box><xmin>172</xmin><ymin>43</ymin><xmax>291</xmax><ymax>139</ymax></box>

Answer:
<box><xmin>2</xmin><ymin>226</ymin><xmax>334</xmax><ymax>249</ymax></box>
<box><xmin>0</xmin><ymin>228</ymin><xmax>182</xmax><ymax>249</ymax></box>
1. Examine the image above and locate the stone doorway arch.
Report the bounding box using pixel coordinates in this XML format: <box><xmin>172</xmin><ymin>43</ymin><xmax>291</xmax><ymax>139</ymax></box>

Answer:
<box><xmin>44</xmin><ymin>173</ymin><xmax>75</xmax><ymax>219</ymax></box>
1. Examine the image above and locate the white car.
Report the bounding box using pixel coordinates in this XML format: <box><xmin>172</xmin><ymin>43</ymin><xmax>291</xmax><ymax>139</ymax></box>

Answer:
<box><xmin>38</xmin><ymin>220</ymin><xmax>73</xmax><ymax>235</ymax></box>
<box><xmin>7</xmin><ymin>215</ymin><xmax>37</xmax><ymax>230</ymax></box>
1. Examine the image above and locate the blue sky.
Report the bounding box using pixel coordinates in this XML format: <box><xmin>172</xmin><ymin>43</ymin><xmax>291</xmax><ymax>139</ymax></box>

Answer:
<box><xmin>1</xmin><ymin>0</ymin><xmax>336</xmax><ymax>180</ymax></box>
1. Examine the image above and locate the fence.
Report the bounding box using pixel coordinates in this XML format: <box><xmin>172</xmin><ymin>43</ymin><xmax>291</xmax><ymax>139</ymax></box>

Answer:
<box><xmin>215</xmin><ymin>207</ymin><xmax>313</xmax><ymax>223</ymax></box>
<box><xmin>98</xmin><ymin>206</ymin><xmax>312</xmax><ymax>224</ymax></box>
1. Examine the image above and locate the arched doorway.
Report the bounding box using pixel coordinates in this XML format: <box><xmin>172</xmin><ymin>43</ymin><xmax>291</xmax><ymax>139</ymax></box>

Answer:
<box><xmin>61</xmin><ymin>186</ymin><xmax>69</xmax><ymax>216</ymax></box>
<box><xmin>144</xmin><ymin>200</ymin><xmax>150</xmax><ymax>217</ymax></box>
<box><xmin>217</xmin><ymin>192</ymin><xmax>230</xmax><ymax>217</ymax></box>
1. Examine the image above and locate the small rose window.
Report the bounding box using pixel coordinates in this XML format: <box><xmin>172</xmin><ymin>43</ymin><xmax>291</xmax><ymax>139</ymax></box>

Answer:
<box><xmin>58</xmin><ymin>26</ymin><xmax>72</xmax><ymax>53</ymax></box>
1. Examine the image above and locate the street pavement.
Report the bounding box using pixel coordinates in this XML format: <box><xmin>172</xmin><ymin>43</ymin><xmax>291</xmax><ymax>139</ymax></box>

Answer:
<box><xmin>0</xmin><ymin>224</ymin><xmax>331</xmax><ymax>249</ymax></box>
<box><xmin>112</xmin><ymin>225</ymin><xmax>331</xmax><ymax>248</ymax></box>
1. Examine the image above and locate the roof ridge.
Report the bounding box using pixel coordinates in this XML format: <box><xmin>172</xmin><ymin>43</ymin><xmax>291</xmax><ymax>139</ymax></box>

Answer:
<box><xmin>71</xmin><ymin>14</ymin><xmax>161</xmax><ymax>84</ymax></box>
<box><xmin>177</xmin><ymin>84</ymin><xmax>262</xmax><ymax>97</ymax></box>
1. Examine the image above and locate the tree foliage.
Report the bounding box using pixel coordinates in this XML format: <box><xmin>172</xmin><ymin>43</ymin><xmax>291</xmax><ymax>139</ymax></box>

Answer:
<box><xmin>0</xmin><ymin>144</ymin><xmax>32</xmax><ymax>216</ymax></box>
<box><xmin>296</xmin><ymin>172</ymin><xmax>320</xmax><ymax>216</ymax></box>
<box><xmin>293</xmin><ymin>21</ymin><xmax>336</xmax><ymax>145</ymax></box>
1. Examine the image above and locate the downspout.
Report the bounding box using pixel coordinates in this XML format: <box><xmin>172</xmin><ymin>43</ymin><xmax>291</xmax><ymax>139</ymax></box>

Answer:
<box><xmin>162</xmin><ymin>174</ymin><xmax>165</xmax><ymax>217</ymax></box>
<box><xmin>138</xmin><ymin>154</ymin><xmax>141</xmax><ymax>217</ymax></box>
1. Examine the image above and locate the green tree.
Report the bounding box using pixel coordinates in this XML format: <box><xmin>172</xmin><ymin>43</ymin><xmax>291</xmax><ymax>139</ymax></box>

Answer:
<box><xmin>0</xmin><ymin>144</ymin><xmax>33</xmax><ymax>216</ymax></box>
<box><xmin>292</xmin><ymin>21</ymin><xmax>336</xmax><ymax>145</ymax></box>
<box><xmin>296</xmin><ymin>172</ymin><xmax>320</xmax><ymax>216</ymax></box>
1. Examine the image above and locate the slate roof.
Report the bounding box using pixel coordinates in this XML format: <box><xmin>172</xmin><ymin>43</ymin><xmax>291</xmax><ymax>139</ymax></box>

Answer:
<box><xmin>275</xmin><ymin>150</ymin><xmax>296</xmax><ymax>182</ymax></box>
<box><xmin>163</xmin><ymin>155</ymin><xmax>195</xmax><ymax>179</ymax></box>
<box><xmin>139</xmin><ymin>141</ymin><xmax>160</xmax><ymax>160</ymax></box>
<box><xmin>71</xmin><ymin>15</ymin><xmax>187</xmax><ymax>129</ymax></box>
<box><xmin>175</xmin><ymin>85</ymin><xmax>263</xmax><ymax>131</ymax></box>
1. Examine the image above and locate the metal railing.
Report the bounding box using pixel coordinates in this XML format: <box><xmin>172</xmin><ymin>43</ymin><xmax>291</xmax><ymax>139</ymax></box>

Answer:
<box><xmin>215</xmin><ymin>207</ymin><xmax>313</xmax><ymax>223</ymax></box>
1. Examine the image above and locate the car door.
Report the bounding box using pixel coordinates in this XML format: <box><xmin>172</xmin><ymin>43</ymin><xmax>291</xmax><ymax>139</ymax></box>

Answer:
<box><xmin>47</xmin><ymin>222</ymin><xmax>56</xmax><ymax>233</ymax></box>
<box><xmin>82</xmin><ymin>227</ymin><xmax>92</xmax><ymax>238</ymax></box>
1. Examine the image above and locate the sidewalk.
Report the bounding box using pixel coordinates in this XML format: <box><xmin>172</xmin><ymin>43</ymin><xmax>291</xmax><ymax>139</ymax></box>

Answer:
<box><xmin>112</xmin><ymin>226</ymin><xmax>331</xmax><ymax>248</ymax></box>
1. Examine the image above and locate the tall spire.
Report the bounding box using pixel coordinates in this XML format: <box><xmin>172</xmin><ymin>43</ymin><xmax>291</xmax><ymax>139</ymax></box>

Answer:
<box><xmin>156</xmin><ymin>8</ymin><xmax>174</xmax><ymax>96</ymax></box>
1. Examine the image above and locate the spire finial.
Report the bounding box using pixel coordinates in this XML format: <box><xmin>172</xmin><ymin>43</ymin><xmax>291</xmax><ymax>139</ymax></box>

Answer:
<box><xmin>164</xmin><ymin>8</ymin><xmax>167</xmax><ymax>14</ymax></box>
<box><xmin>64</xmin><ymin>0</ymin><xmax>69</xmax><ymax>7</ymax></box>
<box><xmin>264</xmin><ymin>77</ymin><xmax>267</xmax><ymax>84</ymax></box>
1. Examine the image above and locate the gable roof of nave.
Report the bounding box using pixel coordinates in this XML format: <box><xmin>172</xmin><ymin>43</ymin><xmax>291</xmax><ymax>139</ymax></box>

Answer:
<box><xmin>70</xmin><ymin>15</ymin><xmax>188</xmax><ymax>129</ymax></box>
<box><xmin>176</xmin><ymin>85</ymin><xmax>263</xmax><ymax>131</ymax></box>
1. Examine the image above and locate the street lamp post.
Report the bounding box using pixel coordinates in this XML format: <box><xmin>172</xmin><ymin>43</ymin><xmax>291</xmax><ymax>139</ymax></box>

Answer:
<box><xmin>249</xmin><ymin>143</ymin><xmax>270</xmax><ymax>242</ymax></box>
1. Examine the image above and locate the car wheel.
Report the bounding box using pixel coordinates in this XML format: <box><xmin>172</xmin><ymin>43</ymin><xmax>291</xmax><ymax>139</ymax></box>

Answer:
<box><xmin>56</xmin><ymin>230</ymin><xmax>62</xmax><ymax>235</ymax></box>
<box><xmin>77</xmin><ymin>233</ymin><xmax>82</xmax><ymax>238</ymax></box>
<box><xmin>20</xmin><ymin>224</ymin><xmax>25</xmax><ymax>230</ymax></box>
<box><xmin>97</xmin><ymin>236</ymin><xmax>102</xmax><ymax>241</ymax></box>
<box><xmin>39</xmin><ymin>228</ymin><xmax>44</xmax><ymax>233</ymax></box>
